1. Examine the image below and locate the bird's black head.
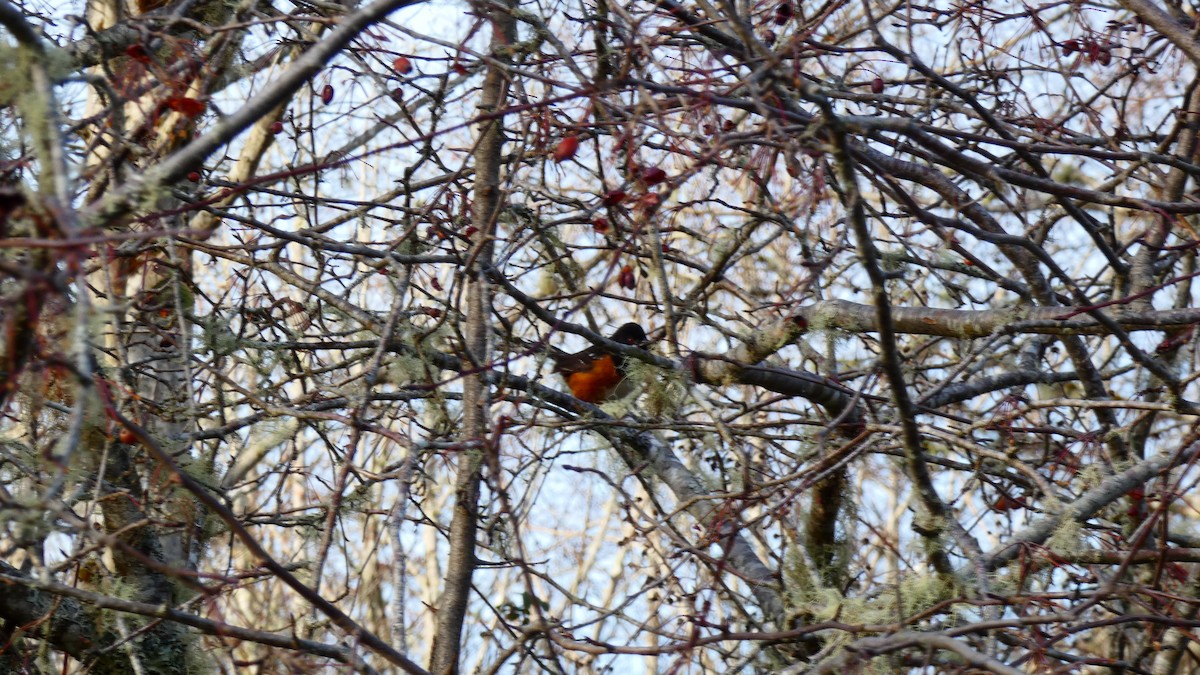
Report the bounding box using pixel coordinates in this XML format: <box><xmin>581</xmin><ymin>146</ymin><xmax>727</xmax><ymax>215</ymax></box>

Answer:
<box><xmin>610</xmin><ymin>322</ymin><xmax>649</xmax><ymax>346</ymax></box>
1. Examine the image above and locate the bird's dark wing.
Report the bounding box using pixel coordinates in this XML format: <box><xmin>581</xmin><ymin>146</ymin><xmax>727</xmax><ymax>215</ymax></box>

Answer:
<box><xmin>551</xmin><ymin>346</ymin><xmax>606</xmax><ymax>375</ymax></box>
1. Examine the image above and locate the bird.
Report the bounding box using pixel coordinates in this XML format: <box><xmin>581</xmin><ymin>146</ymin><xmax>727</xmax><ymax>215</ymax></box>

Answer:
<box><xmin>551</xmin><ymin>323</ymin><xmax>649</xmax><ymax>403</ymax></box>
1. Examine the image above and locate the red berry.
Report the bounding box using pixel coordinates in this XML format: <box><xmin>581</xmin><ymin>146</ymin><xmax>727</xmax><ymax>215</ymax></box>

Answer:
<box><xmin>592</xmin><ymin>217</ymin><xmax>610</xmax><ymax>233</ymax></box>
<box><xmin>393</xmin><ymin>56</ymin><xmax>413</xmax><ymax>74</ymax></box>
<box><xmin>871</xmin><ymin>77</ymin><xmax>884</xmax><ymax>94</ymax></box>
<box><xmin>640</xmin><ymin>167</ymin><xmax>667</xmax><ymax>185</ymax></box>
<box><xmin>124</xmin><ymin>44</ymin><xmax>151</xmax><ymax>63</ymax></box>
<box><xmin>773</xmin><ymin>2</ymin><xmax>792</xmax><ymax>24</ymax></box>
<box><xmin>165</xmin><ymin>97</ymin><xmax>205</xmax><ymax>117</ymax></box>
<box><xmin>553</xmin><ymin>135</ymin><xmax>580</xmax><ymax>163</ymax></box>
<box><xmin>321</xmin><ymin>84</ymin><xmax>334</xmax><ymax>105</ymax></box>
<box><xmin>618</xmin><ymin>264</ymin><xmax>636</xmax><ymax>290</ymax></box>
<box><xmin>602</xmin><ymin>190</ymin><xmax>627</xmax><ymax>206</ymax></box>
<box><xmin>639</xmin><ymin>192</ymin><xmax>661</xmax><ymax>210</ymax></box>
<box><xmin>269</xmin><ymin>121</ymin><xmax>284</xmax><ymax>135</ymax></box>
<box><xmin>1168</xmin><ymin>563</ymin><xmax>1190</xmax><ymax>583</ymax></box>
<box><xmin>186</xmin><ymin>171</ymin><xmax>200</xmax><ymax>182</ymax></box>
<box><xmin>991</xmin><ymin>495</ymin><xmax>1018</xmax><ymax>511</ymax></box>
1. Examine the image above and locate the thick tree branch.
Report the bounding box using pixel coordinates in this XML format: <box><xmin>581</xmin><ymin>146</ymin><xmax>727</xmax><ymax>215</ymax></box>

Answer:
<box><xmin>791</xmin><ymin>299</ymin><xmax>1200</xmax><ymax>339</ymax></box>
<box><xmin>1120</xmin><ymin>0</ymin><xmax>1200</xmax><ymax>67</ymax></box>
<box><xmin>0</xmin><ymin>561</ymin><xmax>377</xmax><ymax>672</ymax></box>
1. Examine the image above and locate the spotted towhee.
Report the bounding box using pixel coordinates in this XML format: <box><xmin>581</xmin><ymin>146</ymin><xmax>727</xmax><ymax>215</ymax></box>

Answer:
<box><xmin>552</xmin><ymin>323</ymin><xmax>649</xmax><ymax>403</ymax></box>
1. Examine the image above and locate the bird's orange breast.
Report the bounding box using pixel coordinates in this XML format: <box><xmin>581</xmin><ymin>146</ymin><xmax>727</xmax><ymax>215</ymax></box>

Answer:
<box><xmin>565</xmin><ymin>355</ymin><xmax>621</xmax><ymax>403</ymax></box>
